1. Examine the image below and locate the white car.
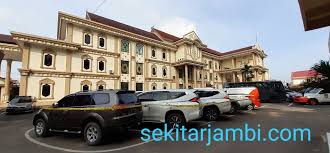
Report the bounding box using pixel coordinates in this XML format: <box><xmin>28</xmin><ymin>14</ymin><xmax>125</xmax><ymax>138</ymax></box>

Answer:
<box><xmin>304</xmin><ymin>88</ymin><xmax>330</xmax><ymax>105</ymax></box>
<box><xmin>224</xmin><ymin>87</ymin><xmax>259</xmax><ymax>111</ymax></box>
<box><xmin>193</xmin><ymin>88</ymin><xmax>232</xmax><ymax>121</ymax></box>
<box><xmin>137</xmin><ymin>89</ymin><xmax>201</xmax><ymax>128</ymax></box>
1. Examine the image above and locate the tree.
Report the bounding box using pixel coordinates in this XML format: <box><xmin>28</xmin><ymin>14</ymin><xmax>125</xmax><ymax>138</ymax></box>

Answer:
<box><xmin>311</xmin><ymin>60</ymin><xmax>330</xmax><ymax>79</ymax></box>
<box><xmin>241</xmin><ymin>64</ymin><xmax>254</xmax><ymax>82</ymax></box>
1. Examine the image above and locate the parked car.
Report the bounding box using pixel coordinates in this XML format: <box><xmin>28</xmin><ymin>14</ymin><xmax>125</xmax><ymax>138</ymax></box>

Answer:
<box><xmin>137</xmin><ymin>89</ymin><xmax>201</xmax><ymax>128</ymax></box>
<box><xmin>193</xmin><ymin>88</ymin><xmax>232</xmax><ymax>121</ymax></box>
<box><xmin>294</xmin><ymin>88</ymin><xmax>330</xmax><ymax>105</ymax></box>
<box><xmin>6</xmin><ymin>96</ymin><xmax>36</xmax><ymax>114</ymax></box>
<box><xmin>33</xmin><ymin>90</ymin><xmax>142</xmax><ymax>146</ymax></box>
<box><xmin>285</xmin><ymin>89</ymin><xmax>302</xmax><ymax>102</ymax></box>
<box><xmin>224</xmin><ymin>81</ymin><xmax>286</xmax><ymax>102</ymax></box>
<box><xmin>224</xmin><ymin>87</ymin><xmax>260</xmax><ymax>111</ymax></box>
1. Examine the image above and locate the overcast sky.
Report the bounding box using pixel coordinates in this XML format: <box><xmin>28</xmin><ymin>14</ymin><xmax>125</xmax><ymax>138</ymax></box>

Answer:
<box><xmin>0</xmin><ymin>0</ymin><xmax>329</xmax><ymax>82</ymax></box>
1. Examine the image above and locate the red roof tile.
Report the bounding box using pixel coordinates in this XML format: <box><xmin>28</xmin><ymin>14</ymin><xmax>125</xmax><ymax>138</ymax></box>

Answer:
<box><xmin>291</xmin><ymin>70</ymin><xmax>318</xmax><ymax>78</ymax></box>
<box><xmin>221</xmin><ymin>46</ymin><xmax>254</xmax><ymax>56</ymax></box>
<box><xmin>86</xmin><ymin>12</ymin><xmax>162</xmax><ymax>41</ymax></box>
<box><xmin>151</xmin><ymin>28</ymin><xmax>181</xmax><ymax>42</ymax></box>
<box><xmin>0</xmin><ymin>34</ymin><xmax>16</xmax><ymax>45</ymax></box>
<box><xmin>202</xmin><ymin>47</ymin><xmax>222</xmax><ymax>56</ymax></box>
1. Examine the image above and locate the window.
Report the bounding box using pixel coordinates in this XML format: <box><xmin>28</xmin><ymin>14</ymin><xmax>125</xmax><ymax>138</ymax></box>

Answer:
<box><xmin>162</xmin><ymin>51</ymin><xmax>166</xmax><ymax>60</ymax></box>
<box><xmin>57</xmin><ymin>95</ymin><xmax>75</xmax><ymax>107</ymax></box>
<box><xmin>210</xmin><ymin>73</ymin><xmax>213</xmax><ymax>80</ymax></box>
<box><xmin>151</xmin><ymin>83</ymin><xmax>157</xmax><ymax>90</ymax></box>
<box><xmin>98</xmin><ymin>61</ymin><xmax>105</xmax><ymax>71</ymax></box>
<box><xmin>117</xmin><ymin>93</ymin><xmax>138</xmax><ymax>104</ymax></box>
<box><xmin>136</xmin><ymin>63</ymin><xmax>143</xmax><ymax>75</ymax></box>
<box><xmin>82</xmin><ymin>85</ymin><xmax>89</xmax><ymax>91</ymax></box>
<box><xmin>136</xmin><ymin>43</ymin><xmax>144</xmax><ymax>55</ymax></box>
<box><xmin>209</xmin><ymin>61</ymin><xmax>212</xmax><ymax>69</ymax></box>
<box><xmin>162</xmin><ymin>67</ymin><xmax>167</xmax><ymax>77</ymax></box>
<box><xmin>163</xmin><ymin>83</ymin><xmax>167</xmax><ymax>89</ymax></box>
<box><xmin>195</xmin><ymin>91</ymin><xmax>220</xmax><ymax>98</ymax></box>
<box><xmin>44</xmin><ymin>54</ymin><xmax>53</xmax><ymax>67</ymax></box>
<box><xmin>73</xmin><ymin>95</ymin><xmax>93</xmax><ymax>106</ymax></box>
<box><xmin>98</xmin><ymin>85</ymin><xmax>104</xmax><ymax>90</ymax></box>
<box><xmin>97</xmin><ymin>80</ymin><xmax>106</xmax><ymax>90</ymax></box>
<box><xmin>82</xmin><ymin>55</ymin><xmax>92</xmax><ymax>71</ymax></box>
<box><xmin>138</xmin><ymin>92</ymin><xmax>153</xmax><ymax>101</ymax></box>
<box><xmin>153</xmin><ymin>91</ymin><xmax>169</xmax><ymax>101</ymax></box>
<box><xmin>121</xmin><ymin>61</ymin><xmax>129</xmax><ymax>74</ymax></box>
<box><xmin>97</xmin><ymin>57</ymin><xmax>106</xmax><ymax>72</ymax></box>
<box><xmin>170</xmin><ymin>92</ymin><xmax>186</xmax><ymax>99</ymax></box>
<box><xmin>40</xmin><ymin>78</ymin><xmax>54</xmax><ymax>99</ymax></box>
<box><xmin>81</xmin><ymin>80</ymin><xmax>92</xmax><ymax>91</ymax></box>
<box><xmin>151</xmin><ymin>48</ymin><xmax>156</xmax><ymax>58</ymax></box>
<box><xmin>41</xmin><ymin>84</ymin><xmax>51</xmax><ymax>97</ymax></box>
<box><xmin>151</xmin><ymin>65</ymin><xmax>157</xmax><ymax>76</ymax></box>
<box><xmin>136</xmin><ymin>83</ymin><xmax>143</xmax><ymax>91</ymax></box>
<box><xmin>121</xmin><ymin>39</ymin><xmax>129</xmax><ymax>52</ymax></box>
<box><xmin>121</xmin><ymin>82</ymin><xmax>129</xmax><ymax>90</ymax></box>
<box><xmin>200</xmin><ymin>73</ymin><xmax>202</xmax><ymax>79</ymax></box>
<box><xmin>84</xmin><ymin>33</ymin><xmax>92</xmax><ymax>45</ymax></box>
<box><xmin>98</xmin><ymin>36</ymin><xmax>105</xmax><ymax>48</ymax></box>
<box><xmin>93</xmin><ymin>93</ymin><xmax>110</xmax><ymax>105</ymax></box>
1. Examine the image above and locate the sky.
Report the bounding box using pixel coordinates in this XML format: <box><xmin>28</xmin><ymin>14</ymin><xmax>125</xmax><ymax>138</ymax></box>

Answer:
<box><xmin>0</xmin><ymin>0</ymin><xmax>329</xmax><ymax>82</ymax></box>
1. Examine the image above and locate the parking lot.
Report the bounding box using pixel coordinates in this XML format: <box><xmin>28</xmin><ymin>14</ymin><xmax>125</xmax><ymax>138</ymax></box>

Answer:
<box><xmin>1</xmin><ymin>102</ymin><xmax>330</xmax><ymax>153</ymax></box>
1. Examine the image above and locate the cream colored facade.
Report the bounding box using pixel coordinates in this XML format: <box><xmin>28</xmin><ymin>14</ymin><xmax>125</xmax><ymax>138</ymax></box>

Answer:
<box><xmin>0</xmin><ymin>12</ymin><xmax>269</xmax><ymax>105</ymax></box>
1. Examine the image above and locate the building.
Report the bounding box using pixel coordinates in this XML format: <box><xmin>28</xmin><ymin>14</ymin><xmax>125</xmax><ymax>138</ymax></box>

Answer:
<box><xmin>291</xmin><ymin>70</ymin><xmax>320</xmax><ymax>86</ymax></box>
<box><xmin>0</xmin><ymin>12</ymin><xmax>269</xmax><ymax>105</ymax></box>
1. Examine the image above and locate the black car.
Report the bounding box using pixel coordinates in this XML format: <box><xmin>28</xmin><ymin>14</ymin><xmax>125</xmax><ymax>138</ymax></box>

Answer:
<box><xmin>33</xmin><ymin>90</ymin><xmax>142</xmax><ymax>146</ymax></box>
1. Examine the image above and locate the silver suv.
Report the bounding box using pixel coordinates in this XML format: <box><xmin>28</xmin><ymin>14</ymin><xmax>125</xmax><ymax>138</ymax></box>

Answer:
<box><xmin>137</xmin><ymin>89</ymin><xmax>201</xmax><ymax>128</ymax></box>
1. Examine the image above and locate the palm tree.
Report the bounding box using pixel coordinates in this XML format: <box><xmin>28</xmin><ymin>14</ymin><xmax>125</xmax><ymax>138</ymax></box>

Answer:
<box><xmin>311</xmin><ymin>60</ymin><xmax>330</xmax><ymax>79</ymax></box>
<box><xmin>241</xmin><ymin>64</ymin><xmax>254</xmax><ymax>82</ymax></box>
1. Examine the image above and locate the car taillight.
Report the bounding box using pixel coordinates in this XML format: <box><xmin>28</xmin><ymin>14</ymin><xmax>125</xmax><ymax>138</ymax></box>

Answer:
<box><xmin>190</xmin><ymin>97</ymin><xmax>200</xmax><ymax>102</ymax></box>
<box><xmin>224</xmin><ymin>96</ymin><xmax>229</xmax><ymax>99</ymax></box>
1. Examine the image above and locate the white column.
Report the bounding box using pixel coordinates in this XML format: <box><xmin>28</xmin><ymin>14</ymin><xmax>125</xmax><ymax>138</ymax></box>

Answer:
<box><xmin>3</xmin><ymin>60</ymin><xmax>12</xmax><ymax>102</ymax></box>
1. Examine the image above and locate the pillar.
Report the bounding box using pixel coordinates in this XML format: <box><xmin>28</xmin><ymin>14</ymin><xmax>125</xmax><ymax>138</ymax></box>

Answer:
<box><xmin>232</xmin><ymin>72</ymin><xmax>236</xmax><ymax>83</ymax></box>
<box><xmin>185</xmin><ymin>64</ymin><xmax>188</xmax><ymax>89</ymax></box>
<box><xmin>201</xmin><ymin>67</ymin><xmax>205</xmax><ymax>88</ymax></box>
<box><xmin>3</xmin><ymin>60</ymin><xmax>12</xmax><ymax>102</ymax></box>
<box><xmin>193</xmin><ymin>66</ymin><xmax>197</xmax><ymax>88</ymax></box>
<box><xmin>175</xmin><ymin>67</ymin><xmax>179</xmax><ymax>89</ymax></box>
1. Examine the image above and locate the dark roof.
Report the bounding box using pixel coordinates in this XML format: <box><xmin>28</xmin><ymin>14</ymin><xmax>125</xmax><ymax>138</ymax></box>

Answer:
<box><xmin>151</xmin><ymin>28</ymin><xmax>181</xmax><ymax>42</ymax></box>
<box><xmin>202</xmin><ymin>47</ymin><xmax>222</xmax><ymax>56</ymax></box>
<box><xmin>0</xmin><ymin>34</ymin><xmax>16</xmax><ymax>45</ymax></box>
<box><xmin>221</xmin><ymin>46</ymin><xmax>253</xmax><ymax>56</ymax></box>
<box><xmin>86</xmin><ymin>12</ymin><xmax>162</xmax><ymax>41</ymax></box>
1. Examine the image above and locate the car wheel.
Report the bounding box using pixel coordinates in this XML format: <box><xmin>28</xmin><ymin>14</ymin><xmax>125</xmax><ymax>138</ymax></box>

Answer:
<box><xmin>165</xmin><ymin>113</ymin><xmax>186</xmax><ymax>129</ymax></box>
<box><xmin>309</xmin><ymin>99</ymin><xmax>318</xmax><ymax>105</ymax></box>
<box><xmin>203</xmin><ymin>107</ymin><xmax>220</xmax><ymax>121</ymax></box>
<box><xmin>34</xmin><ymin>118</ymin><xmax>49</xmax><ymax>137</ymax></box>
<box><xmin>84</xmin><ymin>122</ymin><xmax>103</xmax><ymax>146</ymax></box>
<box><xmin>246</xmin><ymin>104</ymin><xmax>254</xmax><ymax>111</ymax></box>
<box><xmin>228</xmin><ymin>104</ymin><xmax>238</xmax><ymax>114</ymax></box>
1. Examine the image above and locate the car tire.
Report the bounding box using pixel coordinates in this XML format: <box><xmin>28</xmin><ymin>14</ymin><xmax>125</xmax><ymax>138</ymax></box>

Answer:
<box><xmin>309</xmin><ymin>99</ymin><xmax>318</xmax><ymax>105</ymax></box>
<box><xmin>228</xmin><ymin>104</ymin><xmax>238</xmax><ymax>114</ymax></box>
<box><xmin>246</xmin><ymin>104</ymin><xmax>254</xmax><ymax>111</ymax></box>
<box><xmin>203</xmin><ymin>106</ymin><xmax>220</xmax><ymax>121</ymax></box>
<box><xmin>34</xmin><ymin>118</ymin><xmax>49</xmax><ymax>137</ymax></box>
<box><xmin>165</xmin><ymin>112</ymin><xmax>186</xmax><ymax>129</ymax></box>
<box><xmin>84</xmin><ymin>122</ymin><xmax>103</xmax><ymax>146</ymax></box>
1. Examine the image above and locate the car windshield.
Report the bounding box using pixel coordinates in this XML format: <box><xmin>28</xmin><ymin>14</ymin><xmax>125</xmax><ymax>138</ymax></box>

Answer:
<box><xmin>307</xmin><ymin>88</ymin><xmax>322</xmax><ymax>94</ymax></box>
<box><xmin>117</xmin><ymin>93</ymin><xmax>138</xmax><ymax>104</ymax></box>
<box><xmin>9</xmin><ymin>97</ymin><xmax>20</xmax><ymax>104</ymax></box>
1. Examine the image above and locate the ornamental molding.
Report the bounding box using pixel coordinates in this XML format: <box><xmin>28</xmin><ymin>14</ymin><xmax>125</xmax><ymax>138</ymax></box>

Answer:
<box><xmin>59</xmin><ymin>12</ymin><xmax>177</xmax><ymax>51</ymax></box>
<box><xmin>145</xmin><ymin>77</ymin><xmax>173</xmax><ymax>82</ymax></box>
<box><xmin>0</xmin><ymin>43</ymin><xmax>21</xmax><ymax>52</ymax></box>
<box><xmin>145</xmin><ymin>58</ymin><xmax>172</xmax><ymax>65</ymax></box>
<box><xmin>81</xmin><ymin>47</ymin><xmax>120</xmax><ymax>57</ymax></box>
<box><xmin>11</xmin><ymin>32</ymin><xmax>80</xmax><ymax>50</ymax></box>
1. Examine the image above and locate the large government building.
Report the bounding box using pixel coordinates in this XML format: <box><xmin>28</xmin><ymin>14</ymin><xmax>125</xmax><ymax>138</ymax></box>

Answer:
<box><xmin>0</xmin><ymin>12</ymin><xmax>269</xmax><ymax>105</ymax></box>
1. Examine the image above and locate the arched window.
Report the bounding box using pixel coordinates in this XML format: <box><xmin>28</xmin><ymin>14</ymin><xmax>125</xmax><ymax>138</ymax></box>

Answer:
<box><xmin>81</xmin><ymin>80</ymin><xmax>92</xmax><ymax>91</ymax></box>
<box><xmin>162</xmin><ymin>66</ymin><xmax>167</xmax><ymax>77</ymax></box>
<box><xmin>42</xmin><ymin>50</ymin><xmax>56</xmax><ymax>69</ymax></box>
<box><xmin>121</xmin><ymin>39</ymin><xmax>129</xmax><ymax>52</ymax></box>
<box><xmin>84</xmin><ymin>33</ymin><xmax>92</xmax><ymax>45</ymax></box>
<box><xmin>151</xmin><ymin>48</ymin><xmax>156</xmax><ymax>58</ymax></box>
<box><xmin>151</xmin><ymin>83</ymin><xmax>157</xmax><ymax>90</ymax></box>
<box><xmin>151</xmin><ymin>65</ymin><xmax>157</xmax><ymax>76</ymax></box>
<box><xmin>97</xmin><ymin>57</ymin><xmax>106</xmax><ymax>72</ymax></box>
<box><xmin>82</xmin><ymin>55</ymin><xmax>92</xmax><ymax>71</ymax></box>
<box><xmin>98</xmin><ymin>36</ymin><xmax>106</xmax><ymax>48</ymax></box>
<box><xmin>97</xmin><ymin>80</ymin><xmax>106</xmax><ymax>90</ymax></box>
<box><xmin>163</xmin><ymin>83</ymin><xmax>167</xmax><ymax>89</ymax></box>
<box><xmin>136</xmin><ymin>43</ymin><xmax>144</xmax><ymax>55</ymax></box>
<box><xmin>39</xmin><ymin>78</ymin><xmax>55</xmax><ymax>99</ymax></box>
